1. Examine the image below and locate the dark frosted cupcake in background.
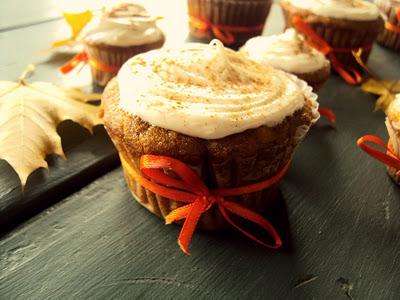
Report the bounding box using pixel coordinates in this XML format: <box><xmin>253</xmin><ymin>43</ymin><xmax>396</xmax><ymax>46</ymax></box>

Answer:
<box><xmin>280</xmin><ymin>0</ymin><xmax>384</xmax><ymax>71</ymax></box>
<box><xmin>375</xmin><ymin>0</ymin><xmax>400</xmax><ymax>50</ymax></box>
<box><xmin>79</xmin><ymin>1</ymin><xmax>165</xmax><ymax>86</ymax></box>
<box><xmin>101</xmin><ymin>40</ymin><xmax>319</xmax><ymax>230</ymax></box>
<box><xmin>241</xmin><ymin>29</ymin><xmax>331</xmax><ymax>91</ymax></box>
<box><xmin>187</xmin><ymin>0</ymin><xmax>273</xmax><ymax>47</ymax></box>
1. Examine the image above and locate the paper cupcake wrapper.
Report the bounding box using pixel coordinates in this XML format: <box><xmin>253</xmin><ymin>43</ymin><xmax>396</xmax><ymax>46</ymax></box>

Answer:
<box><xmin>85</xmin><ymin>38</ymin><xmax>165</xmax><ymax>86</ymax></box>
<box><xmin>187</xmin><ymin>0</ymin><xmax>273</xmax><ymax>47</ymax></box>
<box><xmin>375</xmin><ymin>0</ymin><xmax>400</xmax><ymax>50</ymax></box>
<box><xmin>281</xmin><ymin>8</ymin><xmax>381</xmax><ymax>69</ymax></box>
<box><xmin>121</xmin><ymin>152</ymin><xmax>280</xmax><ymax>230</ymax></box>
<box><xmin>385</xmin><ymin>118</ymin><xmax>400</xmax><ymax>184</ymax></box>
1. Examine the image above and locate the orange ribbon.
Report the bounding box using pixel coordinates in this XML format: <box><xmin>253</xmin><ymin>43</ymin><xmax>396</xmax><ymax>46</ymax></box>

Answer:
<box><xmin>292</xmin><ymin>16</ymin><xmax>367</xmax><ymax>85</ymax></box>
<box><xmin>121</xmin><ymin>154</ymin><xmax>287</xmax><ymax>255</ymax></box>
<box><xmin>384</xmin><ymin>8</ymin><xmax>400</xmax><ymax>33</ymax></box>
<box><xmin>357</xmin><ymin>135</ymin><xmax>400</xmax><ymax>170</ymax></box>
<box><xmin>189</xmin><ymin>15</ymin><xmax>265</xmax><ymax>45</ymax></box>
<box><xmin>59</xmin><ymin>51</ymin><xmax>120</xmax><ymax>74</ymax></box>
<box><xmin>318</xmin><ymin>107</ymin><xmax>336</xmax><ymax>124</ymax></box>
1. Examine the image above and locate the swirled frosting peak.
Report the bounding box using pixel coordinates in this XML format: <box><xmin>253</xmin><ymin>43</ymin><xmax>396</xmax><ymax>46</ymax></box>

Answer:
<box><xmin>285</xmin><ymin>0</ymin><xmax>380</xmax><ymax>20</ymax></box>
<box><xmin>241</xmin><ymin>29</ymin><xmax>330</xmax><ymax>74</ymax></box>
<box><xmin>118</xmin><ymin>40</ymin><xmax>319</xmax><ymax>139</ymax></box>
<box><xmin>80</xmin><ymin>1</ymin><xmax>163</xmax><ymax>46</ymax></box>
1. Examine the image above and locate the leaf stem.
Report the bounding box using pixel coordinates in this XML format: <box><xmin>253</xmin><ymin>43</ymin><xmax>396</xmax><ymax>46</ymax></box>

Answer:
<box><xmin>19</xmin><ymin>64</ymin><xmax>35</xmax><ymax>84</ymax></box>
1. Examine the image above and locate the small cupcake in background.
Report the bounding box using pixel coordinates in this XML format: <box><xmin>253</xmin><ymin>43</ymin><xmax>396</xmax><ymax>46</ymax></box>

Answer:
<box><xmin>187</xmin><ymin>0</ymin><xmax>273</xmax><ymax>48</ymax></box>
<box><xmin>80</xmin><ymin>1</ymin><xmax>165</xmax><ymax>86</ymax></box>
<box><xmin>375</xmin><ymin>0</ymin><xmax>400</xmax><ymax>50</ymax></box>
<box><xmin>358</xmin><ymin>94</ymin><xmax>400</xmax><ymax>185</ymax></box>
<box><xmin>241</xmin><ymin>29</ymin><xmax>331</xmax><ymax>91</ymax></box>
<box><xmin>280</xmin><ymin>0</ymin><xmax>384</xmax><ymax>77</ymax></box>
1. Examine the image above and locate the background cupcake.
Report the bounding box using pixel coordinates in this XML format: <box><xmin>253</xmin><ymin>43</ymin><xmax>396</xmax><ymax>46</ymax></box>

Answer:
<box><xmin>385</xmin><ymin>94</ymin><xmax>400</xmax><ymax>184</ymax></box>
<box><xmin>187</xmin><ymin>0</ymin><xmax>273</xmax><ymax>48</ymax></box>
<box><xmin>80</xmin><ymin>1</ymin><xmax>165</xmax><ymax>86</ymax></box>
<box><xmin>280</xmin><ymin>0</ymin><xmax>384</xmax><ymax>75</ymax></box>
<box><xmin>241</xmin><ymin>29</ymin><xmax>331</xmax><ymax>91</ymax></box>
<box><xmin>101</xmin><ymin>40</ymin><xmax>320</xmax><ymax>230</ymax></box>
<box><xmin>375</xmin><ymin>0</ymin><xmax>400</xmax><ymax>50</ymax></box>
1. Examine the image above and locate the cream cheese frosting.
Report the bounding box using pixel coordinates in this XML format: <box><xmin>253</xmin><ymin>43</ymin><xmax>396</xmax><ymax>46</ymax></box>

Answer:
<box><xmin>117</xmin><ymin>40</ymin><xmax>319</xmax><ymax>139</ymax></box>
<box><xmin>80</xmin><ymin>2</ymin><xmax>163</xmax><ymax>47</ymax></box>
<box><xmin>285</xmin><ymin>0</ymin><xmax>380</xmax><ymax>21</ymax></box>
<box><xmin>240</xmin><ymin>29</ymin><xmax>330</xmax><ymax>74</ymax></box>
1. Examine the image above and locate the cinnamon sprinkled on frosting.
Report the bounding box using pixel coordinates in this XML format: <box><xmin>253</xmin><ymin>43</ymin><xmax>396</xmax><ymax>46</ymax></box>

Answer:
<box><xmin>117</xmin><ymin>40</ymin><xmax>319</xmax><ymax>139</ymax></box>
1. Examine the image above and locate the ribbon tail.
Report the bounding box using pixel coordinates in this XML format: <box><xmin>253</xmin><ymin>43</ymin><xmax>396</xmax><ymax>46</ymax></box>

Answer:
<box><xmin>211</xmin><ymin>26</ymin><xmax>235</xmax><ymax>45</ymax></box>
<box><xmin>176</xmin><ymin>199</ymin><xmax>208</xmax><ymax>255</ymax></box>
<box><xmin>330</xmin><ymin>55</ymin><xmax>362</xmax><ymax>85</ymax></box>
<box><xmin>165</xmin><ymin>203</ymin><xmax>194</xmax><ymax>224</ymax></box>
<box><xmin>357</xmin><ymin>135</ymin><xmax>400</xmax><ymax>170</ymax></box>
<box><xmin>318</xmin><ymin>107</ymin><xmax>336</xmax><ymax>124</ymax></box>
<box><xmin>218</xmin><ymin>201</ymin><xmax>282</xmax><ymax>249</ymax></box>
<box><xmin>59</xmin><ymin>52</ymin><xmax>88</xmax><ymax>74</ymax></box>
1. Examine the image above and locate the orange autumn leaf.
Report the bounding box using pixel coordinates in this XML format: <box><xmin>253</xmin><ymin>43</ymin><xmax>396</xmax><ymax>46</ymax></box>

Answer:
<box><xmin>0</xmin><ymin>65</ymin><xmax>102</xmax><ymax>187</ymax></box>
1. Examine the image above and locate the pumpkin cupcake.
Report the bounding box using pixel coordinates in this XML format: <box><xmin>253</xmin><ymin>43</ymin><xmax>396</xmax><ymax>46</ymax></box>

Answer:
<box><xmin>280</xmin><ymin>0</ymin><xmax>384</xmax><ymax>73</ymax></box>
<box><xmin>79</xmin><ymin>1</ymin><xmax>165</xmax><ymax>86</ymax></box>
<box><xmin>375</xmin><ymin>0</ymin><xmax>400</xmax><ymax>50</ymax></box>
<box><xmin>101</xmin><ymin>40</ymin><xmax>319</xmax><ymax>231</ymax></box>
<box><xmin>187</xmin><ymin>0</ymin><xmax>273</xmax><ymax>48</ymax></box>
<box><xmin>241</xmin><ymin>29</ymin><xmax>331</xmax><ymax>91</ymax></box>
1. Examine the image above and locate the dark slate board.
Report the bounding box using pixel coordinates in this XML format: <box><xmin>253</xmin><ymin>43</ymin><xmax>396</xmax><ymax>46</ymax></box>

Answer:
<box><xmin>0</xmin><ymin>19</ymin><xmax>119</xmax><ymax>230</ymax></box>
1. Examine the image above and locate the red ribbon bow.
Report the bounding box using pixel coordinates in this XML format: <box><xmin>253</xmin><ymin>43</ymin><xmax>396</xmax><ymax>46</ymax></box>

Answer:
<box><xmin>59</xmin><ymin>51</ymin><xmax>119</xmax><ymax>74</ymax></box>
<box><xmin>189</xmin><ymin>15</ymin><xmax>265</xmax><ymax>45</ymax></box>
<box><xmin>357</xmin><ymin>135</ymin><xmax>400</xmax><ymax>170</ymax></box>
<box><xmin>121</xmin><ymin>154</ymin><xmax>288</xmax><ymax>255</ymax></box>
<box><xmin>292</xmin><ymin>16</ymin><xmax>367</xmax><ymax>85</ymax></box>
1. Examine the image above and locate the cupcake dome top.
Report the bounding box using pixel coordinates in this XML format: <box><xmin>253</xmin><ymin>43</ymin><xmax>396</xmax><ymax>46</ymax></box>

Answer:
<box><xmin>284</xmin><ymin>0</ymin><xmax>380</xmax><ymax>20</ymax></box>
<box><xmin>117</xmin><ymin>40</ymin><xmax>319</xmax><ymax>139</ymax></box>
<box><xmin>80</xmin><ymin>1</ymin><xmax>163</xmax><ymax>47</ymax></box>
<box><xmin>240</xmin><ymin>29</ymin><xmax>330</xmax><ymax>74</ymax></box>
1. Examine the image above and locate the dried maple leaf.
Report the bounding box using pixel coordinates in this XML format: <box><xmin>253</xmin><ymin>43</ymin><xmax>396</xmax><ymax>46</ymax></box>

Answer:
<box><xmin>0</xmin><ymin>65</ymin><xmax>102</xmax><ymax>187</ymax></box>
<box><xmin>361</xmin><ymin>79</ymin><xmax>400</xmax><ymax>112</ymax></box>
<box><xmin>52</xmin><ymin>10</ymin><xmax>93</xmax><ymax>48</ymax></box>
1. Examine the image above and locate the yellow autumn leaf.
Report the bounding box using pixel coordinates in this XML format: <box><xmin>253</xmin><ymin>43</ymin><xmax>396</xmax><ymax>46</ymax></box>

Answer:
<box><xmin>0</xmin><ymin>65</ymin><xmax>102</xmax><ymax>187</ymax></box>
<box><xmin>361</xmin><ymin>79</ymin><xmax>400</xmax><ymax>112</ymax></box>
<box><xmin>52</xmin><ymin>10</ymin><xmax>93</xmax><ymax>48</ymax></box>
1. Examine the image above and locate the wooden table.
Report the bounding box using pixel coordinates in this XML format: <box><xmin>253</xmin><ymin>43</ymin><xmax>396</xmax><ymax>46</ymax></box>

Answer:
<box><xmin>1</xmin><ymin>1</ymin><xmax>400</xmax><ymax>299</ymax></box>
